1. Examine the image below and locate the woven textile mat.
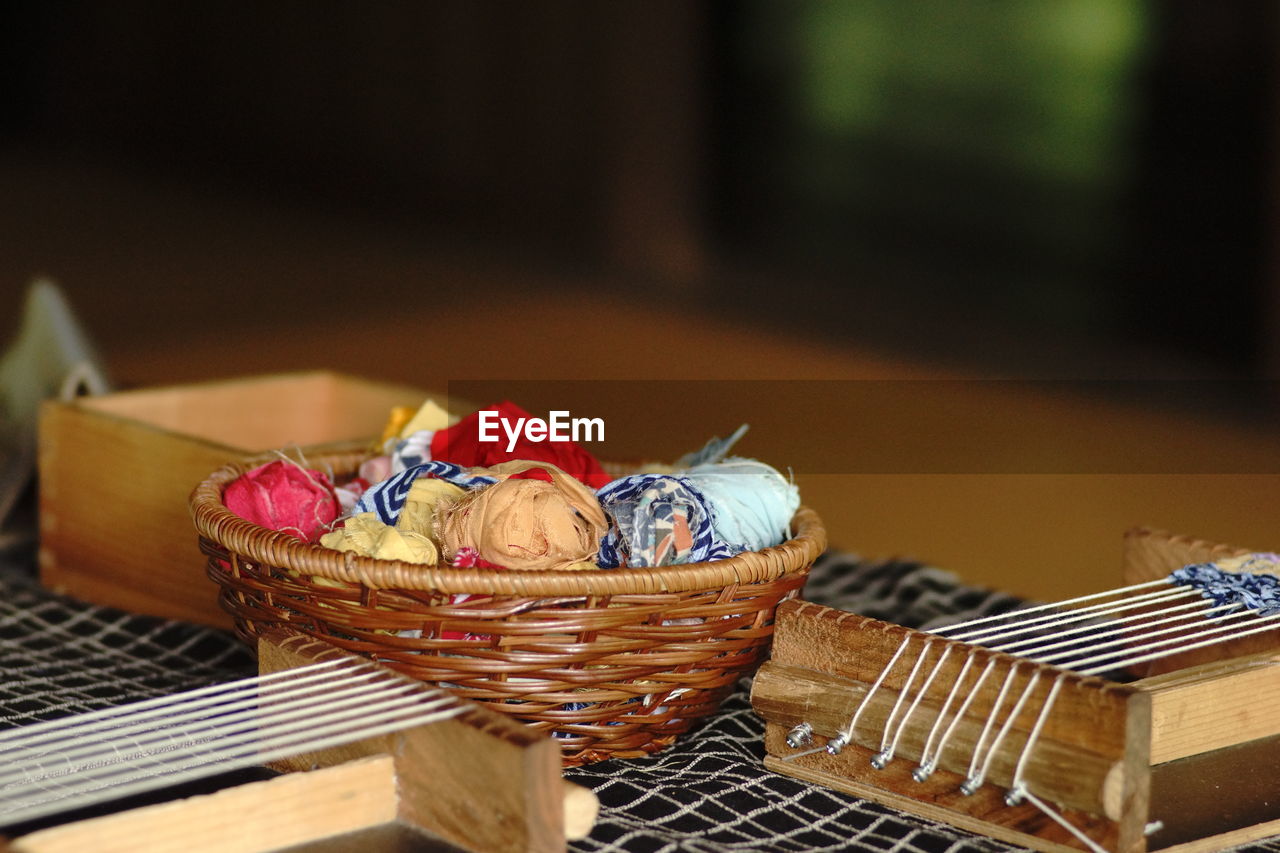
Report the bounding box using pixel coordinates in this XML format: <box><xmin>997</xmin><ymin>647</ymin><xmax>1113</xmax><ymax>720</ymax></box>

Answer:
<box><xmin>0</xmin><ymin>549</ymin><xmax>1274</xmax><ymax>853</ymax></box>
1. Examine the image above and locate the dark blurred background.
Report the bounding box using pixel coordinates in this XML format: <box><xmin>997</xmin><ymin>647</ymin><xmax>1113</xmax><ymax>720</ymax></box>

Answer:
<box><xmin>1</xmin><ymin>1</ymin><xmax>1276</xmax><ymax>381</ymax></box>
<box><xmin>4</xmin><ymin>1</ymin><xmax>1280</xmax><ymax>596</ymax></box>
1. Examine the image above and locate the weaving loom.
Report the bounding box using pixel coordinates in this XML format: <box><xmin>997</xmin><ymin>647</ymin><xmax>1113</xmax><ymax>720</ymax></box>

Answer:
<box><xmin>0</xmin><ymin>630</ymin><xmax>596</xmax><ymax>853</ymax></box>
<box><xmin>753</xmin><ymin>528</ymin><xmax>1280</xmax><ymax>853</ymax></box>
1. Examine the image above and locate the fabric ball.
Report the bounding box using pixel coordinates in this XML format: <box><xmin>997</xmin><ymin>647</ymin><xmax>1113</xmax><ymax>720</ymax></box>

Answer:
<box><xmin>596</xmin><ymin>474</ymin><xmax>738</xmax><ymax>568</ymax></box>
<box><xmin>225</xmin><ymin>460</ymin><xmax>339</xmax><ymax>542</ymax></box>
<box><xmin>682</xmin><ymin>457</ymin><xmax>799</xmax><ymax>552</ymax></box>
<box><xmin>437</xmin><ymin>461</ymin><xmax>607</xmax><ymax>570</ymax></box>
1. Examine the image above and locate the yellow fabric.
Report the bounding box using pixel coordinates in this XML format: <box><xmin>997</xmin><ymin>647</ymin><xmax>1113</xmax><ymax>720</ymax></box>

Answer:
<box><xmin>438</xmin><ymin>461</ymin><xmax>607</xmax><ymax>571</ymax></box>
<box><xmin>320</xmin><ymin>512</ymin><xmax>439</xmax><ymax>564</ymax></box>
<box><xmin>396</xmin><ymin>477</ymin><xmax>465</xmax><ymax>539</ymax></box>
<box><xmin>399</xmin><ymin>398</ymin><xmax>457</xmax><ymax>437</ymax></box>
<box><xmin>379</xmin><ymin>406</ymin><xmax>417</xmax><ymax>445</ymax></box>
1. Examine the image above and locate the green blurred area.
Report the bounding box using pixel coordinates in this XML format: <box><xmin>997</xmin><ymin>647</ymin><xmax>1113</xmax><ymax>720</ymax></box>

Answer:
<box><xmin>722</xmin><ymin>0</ymin><xmax>1156</xmax><ymax>345</ymax></box>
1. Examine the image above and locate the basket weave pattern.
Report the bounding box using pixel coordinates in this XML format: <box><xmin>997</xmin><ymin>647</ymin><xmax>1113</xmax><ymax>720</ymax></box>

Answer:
<box><xmin>190</xmin><ymin>450</ymin><xmax>826</xmax><ymax>765</ymax></box>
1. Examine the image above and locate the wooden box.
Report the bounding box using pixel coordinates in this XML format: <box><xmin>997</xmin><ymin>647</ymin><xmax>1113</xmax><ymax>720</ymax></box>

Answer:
<box><xmin>38</xmin><ymin>371</ymin><xmax>429</xmax><ymax>627</ymax></box>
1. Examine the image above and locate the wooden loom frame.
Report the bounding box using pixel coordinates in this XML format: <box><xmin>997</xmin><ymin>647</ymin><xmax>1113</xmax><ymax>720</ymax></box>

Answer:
<box><xmin>0</xmin><ymin>631</ymin><xmax>595</xmax><ymax>853</ymax></box>
<box><xmin>752</xmin><ymin>528</ymin><xmax>1280</xmax><ymax>853</ymax></box>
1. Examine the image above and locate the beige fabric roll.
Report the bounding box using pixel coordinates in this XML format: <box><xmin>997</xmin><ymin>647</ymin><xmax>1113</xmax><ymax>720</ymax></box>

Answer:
<box><xmin>437</xmin><ymin>460</ymin><xmax>607</xmax><ymax>570</ymax></box>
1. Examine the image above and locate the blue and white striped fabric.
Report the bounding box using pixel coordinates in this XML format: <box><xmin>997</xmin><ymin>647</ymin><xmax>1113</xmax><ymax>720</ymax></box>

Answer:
<box><xmin>596</xmin><ymin>474</ymin><xmax>740</xmax><ymax>568</ymax></box>
<box><xmin>352</xmin><ymin>461</ymin><xmax>498</xmax><ymax>525</ymax></box>
<box><xmin>388</xmin><ymin>428</ymin><xmax>435</xmax><ymax>474</ymax></box>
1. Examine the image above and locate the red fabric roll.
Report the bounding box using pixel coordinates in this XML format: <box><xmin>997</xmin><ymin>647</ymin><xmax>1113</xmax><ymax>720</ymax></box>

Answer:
<box><xmin>224</xmin><ymin>460</ymin><xmax>340</xmax><ymax>542</ymax></box>
<box><xmin>430</xmin><ymin>401</ymin><xmax>612</xmax><ymax>489</ymax></box>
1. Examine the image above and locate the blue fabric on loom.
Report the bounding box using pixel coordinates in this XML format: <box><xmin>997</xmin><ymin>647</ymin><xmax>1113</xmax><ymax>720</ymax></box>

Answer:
<box><xmin>352</xmin><ymin>461</ymin><xmax>497</xmax><ymax>525</ymax></box>
<box><xmin>1171</xmin><ymin>561</ymin><xmax>1280</xmax><ymax>615</ymax></box>
<box><xmin>596</xmin><ymin>474</ymin><xmax>740</xmax><ymax>568</ymax></box>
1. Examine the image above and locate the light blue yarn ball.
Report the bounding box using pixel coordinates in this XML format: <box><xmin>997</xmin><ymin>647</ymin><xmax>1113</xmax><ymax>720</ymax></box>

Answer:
<box><xmin>682</xmin><ymin>457</ymin><xmax>799</xmax><ymax>552</ymax></box>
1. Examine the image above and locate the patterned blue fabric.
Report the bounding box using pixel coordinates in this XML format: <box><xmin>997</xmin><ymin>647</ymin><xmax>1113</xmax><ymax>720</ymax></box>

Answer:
<box><xmin>596</xmin><ymin>474</ymin><xmax>740</xmax><ymax>568</ymax></box>
<box><xmin>352</xmin><ymin>461</ymin><xmax>497</xmax><ymax>525</ymax></box>
<box><xmin>1171</xmin><ymin>559</ymin><xmax>1280</xmax><ymax>615</ymax></box>
<box><xmin>388</xmin><ymin>428</ymin><xmax>435</xmax><ymax>474</ymax></box>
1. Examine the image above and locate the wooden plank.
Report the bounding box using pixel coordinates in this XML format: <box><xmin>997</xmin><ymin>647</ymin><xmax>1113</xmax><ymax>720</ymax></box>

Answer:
<box><xmin>258</xmin><ymin>632</ymin><xmax>569</xmax><ymax>853</ymax></box>
<box><xmin>1138</xmin><ymin>649</ymin><xmax>1280</xmax><ymax>764</ymax></box>
<box><xmin>1116</xmin><ymin>671</ymin><xmax>1154</xmax><ymax>853</ymax></box>
<box><xmin>80</xmin><ymin>372</ymin><xmax>431</xmax><ymax>451</ymax></box>
<box><xmin>763</xmin><ymin>749</ymin><xmax>1108</xmax><ymax>853</ymax></box>
<box><xmin>7</xmin><ymin>756</ymin><xmax>398</xmax><ymax>853</ymax></box>
<box><xmin>1154</xmin><ymin>818</ymin><xmax>1280</xmax><ymax>853</ymax></box>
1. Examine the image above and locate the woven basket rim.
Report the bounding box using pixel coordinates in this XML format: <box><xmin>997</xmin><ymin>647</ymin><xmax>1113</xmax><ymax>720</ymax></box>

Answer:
<box><xmin>190</xmin><ymin>451</ymin><xmax>827</xmax><ymax>597</ymax></box>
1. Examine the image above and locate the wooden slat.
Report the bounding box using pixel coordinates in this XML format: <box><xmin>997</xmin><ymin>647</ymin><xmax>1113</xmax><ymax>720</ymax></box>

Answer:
<box><xmin>38</xmin><ymin>397</ymin><xmax>236</xmax><ymax>625</ymax></box>
<box><xmin>7</xmin><ymin>758</ymin><xmax>397</xmax><ymax>853</ymax></box>
<box><xmin>1138</xmin><ymin>649</ymin><xmax>1280</xmax><ymax>764</ymax></box>
<box><xmin>1122</xmin><ymin>527</ymin><xmax>1250</xmax><ymax>587</ymax></box>
<box><xmin>763</xmin><ymin>750</ymin><xmax>1102</xmax><ymax>853</ymax></box>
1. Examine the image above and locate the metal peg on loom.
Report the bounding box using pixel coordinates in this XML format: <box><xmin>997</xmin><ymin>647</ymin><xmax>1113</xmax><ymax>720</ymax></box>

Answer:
<box><xmin>785</xmin><ymin>722</ymin><xmax>813</xmax><ymax>748</ymax></box>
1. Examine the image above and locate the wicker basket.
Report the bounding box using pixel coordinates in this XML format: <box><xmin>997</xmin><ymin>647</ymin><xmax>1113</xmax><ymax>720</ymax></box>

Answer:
<box><xmin>190</xmin><ymin>447</ymin><xmax>826</xmax><ymax>765</ymax></box>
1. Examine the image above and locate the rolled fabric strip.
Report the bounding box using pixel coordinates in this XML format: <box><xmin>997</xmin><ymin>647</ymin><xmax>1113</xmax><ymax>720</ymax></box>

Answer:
<box><xmin>225</xmin><ymin>460</ymin><xmax>340</xmax><ymax>543</ymax></box>
<box><xmin>353</xmin><ymin>461</ymin><xmax>498</xmax><ymax>525</ymax></box>
<box><xmin>596</xmin><ymin>474</ymin><xmax>739</xmax><ymax>568</ymax></box>
<box><xmin>396</xmin><ymin>477</ymin><xmax>466</xmax><ymax>539</ymax></box>
<box><xmin>437</xmin><ymin>460</ymin><xmax>608</xmax><ymax>570</ymax></box>
<box><xmin>1171</xmin><ymin>556</ymin><xmax>1280</xmax><ymax>615</ymax></box>
<box><xmin>320</xmin><ymin>512</ymin><xmax>439</xmax><ymax>565</ymax></box>
<box><xmin>681</xmin><ymin>457</ymin><xmax>799</xmax><ymax>553</ymax></box>
<box><xmin>333</xmin><ymin>477</ymin><xmax>370</xmax><ymax>514</ymax></box>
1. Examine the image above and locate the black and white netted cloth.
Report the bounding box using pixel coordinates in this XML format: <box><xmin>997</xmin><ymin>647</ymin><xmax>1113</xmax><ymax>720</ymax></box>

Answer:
<box><xmin>0</xmin><ymin>549</ymin><xmax>1275</xmax><ymax>853</ymax></box>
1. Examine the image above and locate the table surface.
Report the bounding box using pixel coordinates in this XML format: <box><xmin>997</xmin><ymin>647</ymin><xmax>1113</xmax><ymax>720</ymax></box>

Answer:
<box><xmin>0</xmin><ymin>546</ymin><xmax>1275</xmax><ymax>853</ymax></box>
